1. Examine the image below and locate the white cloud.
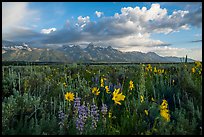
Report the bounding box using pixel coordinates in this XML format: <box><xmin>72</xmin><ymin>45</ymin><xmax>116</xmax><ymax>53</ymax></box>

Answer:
<box><xmin>186</xmin><ymin>47</ymin><xmax>202</xmax><ymax>61</ymax></box>
<box><xmin>2</xmin><ymin>3</ymin><xmax>202</xmax><ymax>61</ymax></box>
<box><xmin>151</xmin><ymin>46</ymin><xmax>202</xmax><ymax>61</ymax></box>
<box><xmin>2</xmin><ymin>2</ymin><xmax>28</xmax><ymax>32</ymax></box>
<box><xmin>77</xmin><ymin>16</ymin><xmax>90</xmax><ymax>24</ymax></box>
<box><xmin>151</xmin><ymin>46</ymin><xmax>186</xmax><ymax>57</ymax></box>
<box><xmin>118</xmin><ymin>45</ymin><xmax>202</xmax><ymax>61</ymax></box>
<box><xmin>76</xmin><ymin>16</ymin><xmax>90</xmax><ymax>30</ymax></box>
<box><xmin>106</xmin><ymin>33</ymin><xmax>166</xmax><ymax>50</ymax></box>
<box><xmin>95</xmin><ymin>11</ymin><xmax>103</xmax><ymax>18</ymax></box>
<box><xmin>39</xmin><ymin>3</ymin><xmax>201</xmax><ymax>51</ymax></box>
<box><xmin>41</xmin><ymin>28</ymin><xmax>57</xmax><ymax>34</ymax></box>
<box><xmin>145</xmin><ymin>3</ymin><xmax>168</xmax><ymax>21</ymax></box>
<box><xmin>2</xmin><ymin>2</ymin><xmax>39</xmax><ymax>39</ymax></box>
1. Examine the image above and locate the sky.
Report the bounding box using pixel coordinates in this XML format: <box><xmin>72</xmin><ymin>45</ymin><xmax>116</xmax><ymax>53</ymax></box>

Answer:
<box><xmin>2</xmin><ymin>2</ymin><xmax>202</xmax><ymax>61</ymax></box>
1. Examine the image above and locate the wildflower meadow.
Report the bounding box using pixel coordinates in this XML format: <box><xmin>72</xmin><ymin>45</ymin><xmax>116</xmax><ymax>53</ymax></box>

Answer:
<box><xmin>2</xmin><ymin>62</ymin><xmax>202</xmax><ymax>135</ymax></box>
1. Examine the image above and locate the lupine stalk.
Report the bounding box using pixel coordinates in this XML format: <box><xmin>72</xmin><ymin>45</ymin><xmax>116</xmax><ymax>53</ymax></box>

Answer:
<box><xmin>76</xmin><ymin>102</ymin><xmax>88</xmax><ymax>134</ymax></box>
<box><xmin>101</xmin><ymin>103</ymin><xmax>108</xmax><ymax>116</ymax></box>
<box><xmin>74</xmin><ymin>97</ymin><xmax>81</xmax><ymax>112</ymax></box>
<box><xmin>58</xmin><ymin>110</ymin><xmax>65</xmax><ymax>127</ymax></box>
<box><xmin>90</xmin><ymin>103</ymin><xmax>99</xmax><ymax>129</ymax></box>
<box><xmin>101</xmin><ymin>103</ymin><xmax>108</xmax><ymax>128</ymax></box>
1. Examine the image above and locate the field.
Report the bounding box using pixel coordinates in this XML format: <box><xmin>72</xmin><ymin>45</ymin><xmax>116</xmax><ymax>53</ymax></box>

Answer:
<box><xmin>2</xmin><ymin>62</ymin><xmax>202</xmax><ymax>135</ymax></box>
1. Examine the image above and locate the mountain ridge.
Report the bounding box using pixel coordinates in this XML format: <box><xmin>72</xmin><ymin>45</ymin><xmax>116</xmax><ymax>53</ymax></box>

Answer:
<box><xmin>2</xmin><ymin>40</ymin><xmax>195</xmax><ymax>63</ymax></box>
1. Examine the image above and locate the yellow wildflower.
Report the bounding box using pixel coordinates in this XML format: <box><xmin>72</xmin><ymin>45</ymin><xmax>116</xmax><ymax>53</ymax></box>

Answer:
<box><xmin>160</xmin><ymin>99</ymin><xmax>168</xmax><ymax>109</ymax></box>
<box><xmin>129</xmin><ymin>80</ymin><xmax>134</xmax><ymax>90</ymax></box>
<box><xmin>199</xmin><ymin>70</ymin><xmax>202</xmax><ymax>75</ymax></box>
<box><xmin>195</xmin><ymin>61</ymin><xmax>202</xmax><ymax>68</ymax></box>
<box><xmin>160</xmin><ymin>99</ymin><xmax>170</xmax><ymax>122</ymax></box>
<box><xmin>144</xmin><ymin>110</ymin><xmax>148</xmax><ymax>116</ymax></box>
<box><xmin>101</xmin><ymin>78</ymin><xmax>104</xmax><ymax>87</ymax></box>
<box><xmin>140</xmin><ymin>95</ymin><xmax>144</xmax><ymax>103</ymax></box>
<box><xmin>146</xmin><ymin>64</ymin><xmax>152</xmax><ymax>72</ymax></box>
<box><xmin>191</xmin><ymin>67</ymin><xmax>195</xmax><ymax>73</ymax></box>
<box><xmin>160</xmin><ymin>109</ymin><xmax>170</xmax><ymax>122</ymax></box>
<box><xmin>148</xmin><ymin>64</ymin><xmax>152</xmax><ymax>69</ymax></box>
<box><xmin>92</xmin><ymin>87</ymin><xmax>100</xmax><ymax>95</ymax></box>
<box><xmin>63</xmin><ymin>82</ymin><xmax>67</xmax><ymax>87</ymax></box>
<box><xmin>147</xmin><ymin>64</ymin><xmax>151</xmax><ymax>68</ymax></box>
<box><xmin>65</xmin><ymin>92</ymin><xmax>75</xmax><ymax>102</ymax></box>
<box><xmin>108</xmin><ymin>111</ymin><xmax>112</xmax><ymax>118</ymax></box>
<box><xmin>151</xmin><ymin>97</ymin><xmax>155</xmax><ymax>102</ymax></box>
<box><xmin>154</xmin><ymin>67</ymin><xmax>157</xmax><ymax>73</ymax></box>
<box><xmin>145</xmin><ymin>67</ymin><xmax>149</xmax><ymax>71</ymax></box>
<box><xmin>112</xmin><ymin>88</ymin><xmax>126</xmax><ymax>105</ymax></box>
<box><xmin>105</xmin><ymin>86</ymin><xmax>111</xmax><ymax>94</ymax></box>
<box><xmin>158</xmin><ymin>69</ymin><xmax>162</xmax><ymax>74</ymax></box>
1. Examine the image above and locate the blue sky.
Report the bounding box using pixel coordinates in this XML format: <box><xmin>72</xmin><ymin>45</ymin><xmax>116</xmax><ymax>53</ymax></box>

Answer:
<box><xmin>27</xmin><ymin>2</ymin><xmax>186</xmax><ymax>30</ymax></box>
<box><xmin>2</xmin><ymin>2</ymin><xmax>202</xmax><ymax>61</ymax></box>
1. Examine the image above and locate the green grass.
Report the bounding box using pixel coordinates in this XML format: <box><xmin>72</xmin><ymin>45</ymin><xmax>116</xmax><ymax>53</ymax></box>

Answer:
<box><xmin>2</xmin><ymin>62</ymin><xmax>202</xmax><ymax>135</ymax></box>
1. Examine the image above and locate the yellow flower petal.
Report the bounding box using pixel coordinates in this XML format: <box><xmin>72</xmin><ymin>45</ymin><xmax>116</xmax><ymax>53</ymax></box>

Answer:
<box><xmin>144</xmin><ymin>110</ymin><xmax>148</xmax><ymax>116</ymax></box>
<box><xmin>112</xmin><ymin>88</ymin><xmax>126</xmax><ymax>105</ymax></box>
<box><xmin>65</xmin><ymin>92</ymin><xmax>75</xmax><ymax>102</ymax></box>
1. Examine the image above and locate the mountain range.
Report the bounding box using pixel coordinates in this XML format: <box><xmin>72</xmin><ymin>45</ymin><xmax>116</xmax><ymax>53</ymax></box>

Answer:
<box><xmin>2</xmin><ymin>40</ymin><xmax>195</xmax><ymax>63</ymax></box>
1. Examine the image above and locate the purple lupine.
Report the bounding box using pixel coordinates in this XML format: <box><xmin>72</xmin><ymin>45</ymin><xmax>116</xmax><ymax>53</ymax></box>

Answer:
<box><xmin>74</xmin><ymin>97</ymin><xmax>81</xmax><ymax>110</ymax></box>
<box><xmin>92</xmin><ymin>76</ymin><xmax>99</xmax><ymax>86</ymax></box>
<box><xmin>95</xmin><ymin>76</ymin><xmax>99</xmax><ymax>84</ymax></box>
<box><xmin>109</xmin><ymin>83</ymin><xmax>114</xmax><ymax>92</ymax></box>
<box><xmin>118</xmin><ymin>83</ymin><xmax>122</xmax><ymax>89</ymax></box>
<box><xmin>91</xmin><ymin>77</ymin><xmax>95</xmax><ymax>83</ymax></box>
<box><xmin>114</xmin><ymin>83</ymin><xmax>122</xmax><ymax>90</ymax></box>
<box><xmin>101</xmin><ymin>103</ymin><xmax>108</xmax><ymax>128</ymax></box>
<box><xmin>90</xmin><ymin>104</ymin><xmax>99</xmax><ymax>129</ymax></box>
<box><xmin>79</xmin><ymin>104</ymin><xmax>88</xmax><ymax>121</ymax></box>
<box><xmin>76</xmin><ymin>104</ymin><xmax>88</xmax><ymax>134</ymax></box>
<box><xmin>58</xmin><ymin>110</ymin><xmax>65</xmax><ymax>126</ymax></box>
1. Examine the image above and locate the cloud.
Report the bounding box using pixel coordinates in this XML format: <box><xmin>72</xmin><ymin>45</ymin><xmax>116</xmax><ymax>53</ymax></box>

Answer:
<box><xmin>42</xmin><ymin>3</ymin><xmax>201</xmax><ymax>46</ymax></box>
<box><xmin>95</xmin><ymin>11</ymin><xmax>103</xmax><ymax>18</ymax></box>
<box><xmin>2</xmin><ymin>3</ymin><xmax>202</xmax><ymax>60</ymax></box>
<box><xmin>187</xmin><ymin>47</ymin><xmax>202</xmax><ymax>61</ymax></box>
<box><xmin>185</xmin><ymin>6</ymin><xmax>202</xmax><ymax>28</ymax></box>
<box><xmin>151</xmin><ymin>46</ymin><xmax>202</xmax><ymax>61</ymax></box>
<box><xmin>2</xmin><ymin>2</ymin><xmax>28</xmax><ymax>32</ymax></box>
<box><xmin>151</xmin><ymin>46</ymin><xmax>186</xmax><ymax>57</ymax></box>
<box><xmin>160</xmin><ymin>2</ymin><xmax>202</xmax><ymax>28</ymax></box>
<box><xmin>103</xmin><ymin>33</ymin><xmax>170</xmax><ymax>50</ymax></box>
<box><xmin>77</xmin><ymin>16</ymin><xmax>90</xmax><ymax>25</ymax></box>
<box><xmin>190</xmin><ymin>40</ymin><xmax>202</xmax><ymax>43</ymax></box>
<box><xmin>41</xmin><ymin>28</ymin><xmax>57</xmax><ymax>34</ymax></box>
<box><xmin>3</xmin><ymin>26</ymin><xmax>44</xmax><ymax>42</ymax></box>
<box><xmin>2</xmin><ymin>2</ymin><xmax>39</xmax><ymax>39</ymax></box>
